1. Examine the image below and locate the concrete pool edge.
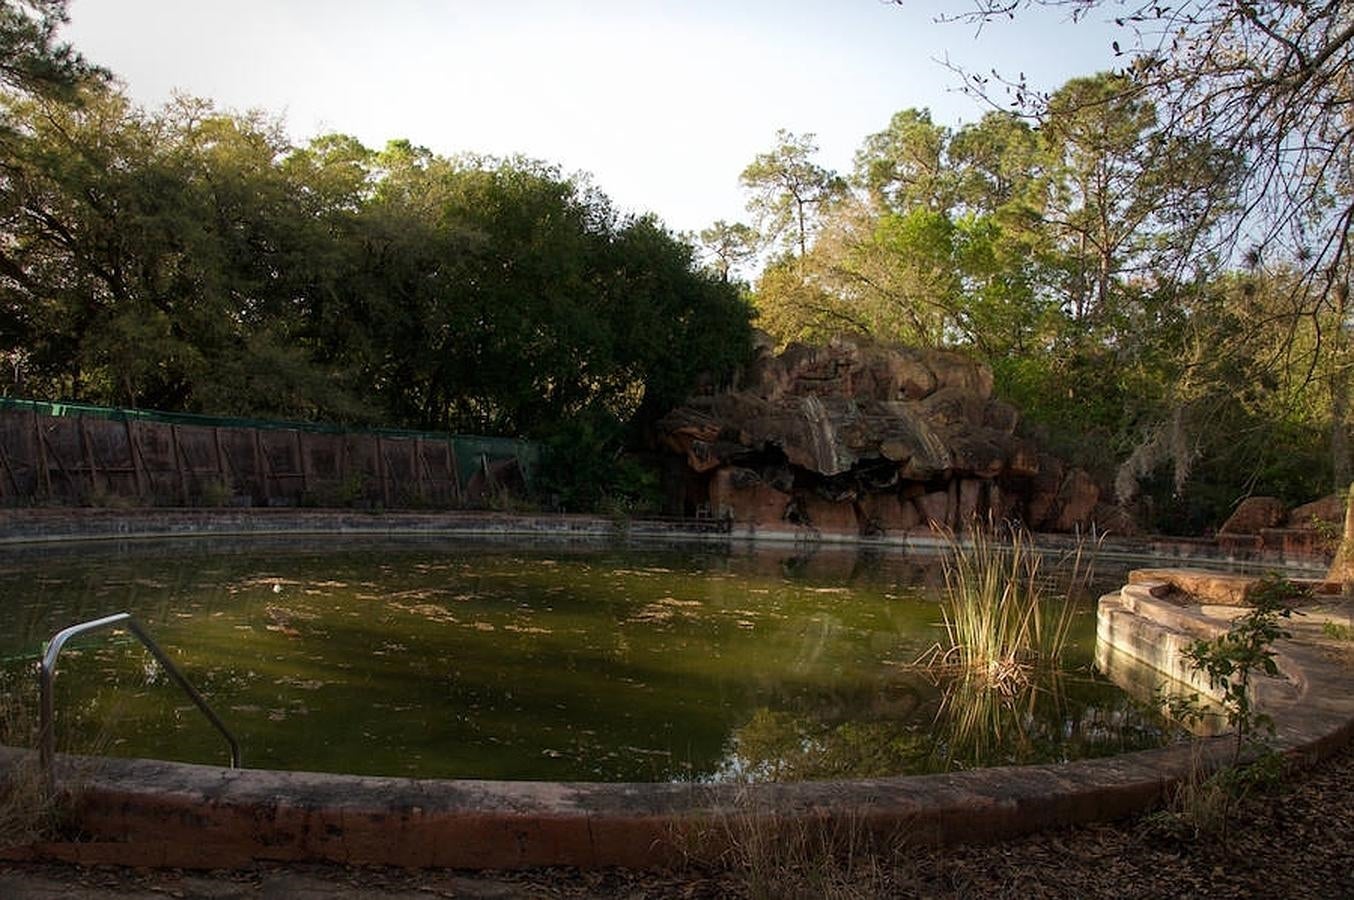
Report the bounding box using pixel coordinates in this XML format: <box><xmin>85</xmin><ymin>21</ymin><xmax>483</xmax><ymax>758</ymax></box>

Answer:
<box><xmin>0</xmin><ymin>508</ymin><xmax>1329</xmax><ymax>572</ymax></box>
<box><xmin>2</xmin><ymin>574</ymin><xmax>1351</xmax><ymax>869</ymax></box>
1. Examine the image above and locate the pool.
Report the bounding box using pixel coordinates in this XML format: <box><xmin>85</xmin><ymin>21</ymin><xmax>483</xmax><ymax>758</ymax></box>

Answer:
<box><xmin>0</xmin><ymin>536</ymin><xmax>1173</xmax><ymax>782</ymax></box>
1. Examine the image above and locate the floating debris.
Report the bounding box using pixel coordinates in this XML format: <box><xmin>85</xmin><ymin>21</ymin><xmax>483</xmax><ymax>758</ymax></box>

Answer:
<box><xmin>275</xmin><ymin>676</ymin><xmax>328</xmax><ymax>691</ymax></box>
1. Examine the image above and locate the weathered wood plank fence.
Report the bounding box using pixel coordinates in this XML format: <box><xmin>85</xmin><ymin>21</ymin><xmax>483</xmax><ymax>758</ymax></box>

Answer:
<box><xmin>0</xmin><ymin>399</ymin><xmax>536</xmax><ymax>509</ymax></box>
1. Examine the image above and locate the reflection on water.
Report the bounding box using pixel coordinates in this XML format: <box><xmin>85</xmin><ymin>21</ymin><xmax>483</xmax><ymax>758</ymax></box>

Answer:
<box><xmin>1094</xmin><ymin>641</ymin><xmax>1229</xmax><ymax>737</ymax></box>
<box><xmin>0</xmin><ymin>536</ymin><xmax>1175</xmax><ymax>781</ymax></box>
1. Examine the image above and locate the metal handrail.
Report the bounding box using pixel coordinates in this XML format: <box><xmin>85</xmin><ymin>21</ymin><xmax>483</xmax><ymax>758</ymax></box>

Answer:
<box><xmin>39</xmin><ymin>612</ymin><xmax>241</xmax><ymax>784</ymax></box>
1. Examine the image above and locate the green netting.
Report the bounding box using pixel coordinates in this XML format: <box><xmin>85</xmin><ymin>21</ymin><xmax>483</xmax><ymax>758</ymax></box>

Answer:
<box><xmin>453</xmin><ymin>435</ymin><xmax>540</xmax><ymax>486</ymax></box>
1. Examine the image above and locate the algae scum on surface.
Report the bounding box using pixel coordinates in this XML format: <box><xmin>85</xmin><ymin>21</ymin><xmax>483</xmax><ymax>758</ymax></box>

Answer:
<box><xmin>0</xmin><ymin>538</ymin><xmax>1173</xmax><ymax>781</ymax></box>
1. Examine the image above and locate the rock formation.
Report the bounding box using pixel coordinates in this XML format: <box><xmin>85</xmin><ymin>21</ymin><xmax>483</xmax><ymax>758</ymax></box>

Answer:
<box><xmin>1218</xmin><ymin>497</ymin><xmax>1289</xmax><ymax>535</ymax></box>
<box><xmin>657</xmin><ymin>334</ymin><xmax>1116</xmax><ymax>536</ymax></box>
<box><xmin>1216</xmin><ymin>489</ymin><xmax>1351</xmax><ymax>569</ymax></box>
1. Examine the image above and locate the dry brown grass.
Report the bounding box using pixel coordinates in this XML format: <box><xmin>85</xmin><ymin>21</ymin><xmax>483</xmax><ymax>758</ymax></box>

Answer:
<box><xmin>669</xmin><ymin>788</ymin><xmax>912</xmax><ymax>900</ymax></box>
<box><xmin>0</xmin><ymin>669</ymin><xmax>65</xmax><ymax>848</ymax></box>
<box><xmin>0</xmin><ymin>667</ymin><xmax>111</xmax><ymax>849</ymax></box>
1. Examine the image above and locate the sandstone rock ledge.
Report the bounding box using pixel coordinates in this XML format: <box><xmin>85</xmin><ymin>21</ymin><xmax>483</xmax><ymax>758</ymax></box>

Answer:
<box><xmin>658</xmin><ymin>334</ymin><xmax>1120</xmax><ymax>537</ymax></box>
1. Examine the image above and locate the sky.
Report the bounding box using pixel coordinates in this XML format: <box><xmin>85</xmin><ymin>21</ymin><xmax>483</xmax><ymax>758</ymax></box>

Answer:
<box><xmin>63</xmin><ymin>0</ymin><xmax>1123</xmax><ymax>236</ymax></box>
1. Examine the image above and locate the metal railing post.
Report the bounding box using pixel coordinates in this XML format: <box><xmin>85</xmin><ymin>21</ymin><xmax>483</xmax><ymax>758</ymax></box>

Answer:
<box><xmin>39</xmin><ymin>612</ymin><xmax>240</xmax><ymax>789</ymax></box>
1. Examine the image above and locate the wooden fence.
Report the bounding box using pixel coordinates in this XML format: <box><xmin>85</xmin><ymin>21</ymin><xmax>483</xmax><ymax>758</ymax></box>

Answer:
<box><xmin>0</xmin><ymin>400</ymin><xmax>536</xmax><ymax>509</ymax></box>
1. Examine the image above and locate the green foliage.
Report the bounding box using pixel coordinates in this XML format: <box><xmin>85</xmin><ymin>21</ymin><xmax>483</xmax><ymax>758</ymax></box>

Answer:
<box><xmin>0</xmin><ymin>0</ymin><xmax>104</xmax><ymax>102</ymax></box>
<box><xmin>197</xmin><ymin>479</ymin><xmax>232</xmax><ymax>508</ymax></box>
<box><xmin>534</xmin><ymin>411</ymin><xmax>663</xmax><ymax>515</ymax></box>
<box><xmin>0</xmin><ymin>77</ymin><xmax>751</xmax><ymax>512</ymax></box>
<box><xmin>742</xmin><ymin>73</ymin><xmax>1340</xmax><ymax>529</ymax></box>
<box><xmin>1321</xmin><ymin>621</ymin><xmax>1354</xmax><ymax>641</ymax></box>
<box><xmin>1152</xmin><ymin>575</ymin><xmax>1301</xmax><ymax>840</ymax></box>
<box><xmin>740</xmin><ymin>129</ymin><xmax>846</xmax><ymax>259</ymax></box>
<box><xmin>1182</xmin><ymin>574</ymin><xmax>1301</xmax><ymax>762</ymax></box>
<box><xmin>697</xmin><ymin>219</ymin><xmax>759</xmax><ymax>283</ymax></box>
<box><xmin>7</xmin><ymin>5</ymin><xmax>1348</xmax><ymax>530</ymax></box>
<box><xmin>855</xmin><ymin>108</ymin><xmax>952</xmax><ymax>212</ymax></box>
<box><xmin>931</xmin><ymin>523</ymin><xmax>1091</xmax><ymax>689</ymax></box>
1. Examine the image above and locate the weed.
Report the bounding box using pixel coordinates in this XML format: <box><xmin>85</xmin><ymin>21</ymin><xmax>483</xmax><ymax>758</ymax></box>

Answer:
<box><xmin>86</xmin><ymin>486</ymin><xmax>138</xmax><ymax>509</ymax></box>
<box><xmin>1182</xmin><ymin>573</ymin><xmax>1301</xmax><ymax>764</ymax></box>
<box><xmin>303</xmin><ymin>473</ymin><xmax>367</xmax><ymax>508</ymax></box>
<box><xmin>1149</xmin><ymin>574</ymin><xmax>1302</xmax><ymax>842</ymax></box>
<box><xmin>1146</xmin><ymin>743</ymin><xmax>1287</xmax><ymax>842</ymax></box>
<box><xmin>0</xmin><ymin>667</ymin><xmax>90</xmax><ymax>847</ymax></box>
<box><xmin>673</xmin><ymin>791</ymin><xmax>901</xmax><ymax>900</ymax></box>
<box><xmin>1322</xmin><ymin>620</ymin><xmax>1354</xmax><ymax>641</ymax></box>
<box><xmin>1151</xmin><ymin>744</ymin><xmax>1234</xmax><ymax>840</ymax></box>
<box><xmin>1310</xmin><ymin>513</ymin><xmax>1343</xmax><ymax>556</ymax></box>
<box><xmin>197</xmin><ymin>478</ymin><xmax>232</xmax><ymax>508</ymax></box>
<box><xmin>485</xmin><ymin>486</ymin><xmax>539</xmax><ymax>514</ymax></box>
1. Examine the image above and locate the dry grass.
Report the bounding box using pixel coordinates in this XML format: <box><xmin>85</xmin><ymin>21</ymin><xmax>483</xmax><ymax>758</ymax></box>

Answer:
<box><xmin>0</xmin><ymin>751</ymin><xmax>66</xmax><ymax>850</ymax></box>
<box><xmin>1147</xmin><ymin>742</ymin><xmax>1235</xmax><ymax>841</ymax></box>
<box><xmin>0</xmin><ymin>666</ymin><xmax>114</xmax><ymax>849</ymax></box>
<box><xmin>0</xmin><ymin>669</ymin><xmax>66</xmax><ymax>848</ymax></box>
<box><xmin>670</xmin><ymin>789</ymin><xmax>910</xmax><ymax>900</ymax></box>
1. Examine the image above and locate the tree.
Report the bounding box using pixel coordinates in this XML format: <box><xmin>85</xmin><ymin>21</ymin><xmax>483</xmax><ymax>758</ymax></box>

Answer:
<box><xmin>889</xmin><ymin>1</ymin><xmax>1354</xmax><ymax>509</ymax></box>
<box><xmin>322</xmin><ymin>150</ymin><xmax>753</xmax><ymax>439</ymax></box>
<box><xmin>0</xmin><ymin>87</ymin><xmax>366</xmax><ymax>417</ymax></box>
<box><xmin>843</xmin><ymin>108</ymin><xmax>1058</xmax><ymax>352</ymax></box>
<box><xmin>740</xmin><ymin>129</ymin><xmax>846</xmax><ymax>260</ymax></box>
<box><xmin>854</xmin><ymin>108</ymin><xmax>954</xmax><ymax>213</ymax></box>
<box><xmin>0</xmin><ymin>0</ymin><xmax>103</xmax><ymax>102</ymax></box>
<box><xmin>0</xmin><ymin>70</ymin><xmax>751</xmax><ymax>449</ymax></box>
<box><xmin>1033</xmin><ymin>73</ymin><xmax>1240</xmax><ymax>322</ymax></box>
<box><xmin>1039</xmin><ymin>73</ymin><xmax>1161</xmax><ymax>320</ymax></box>
<box><xmin>946</xmin><ymin>110</ymin><xmax>1041</xmax><ymax>214</ymax></box>
<box><xmin>696</xmin><ymin>219</ymin><xmax>759</xmax><ymax>282</ymax></box>
<box><xmin>914</xmin><ymin>1</ymin><xmax>1354</xmax><ymax>480</ymax></box>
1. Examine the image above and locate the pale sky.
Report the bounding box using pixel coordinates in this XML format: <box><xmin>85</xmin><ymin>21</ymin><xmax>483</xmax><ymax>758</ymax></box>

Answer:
<box><xmin>64</xmin><ymin>1</ymin><xmax>1121</xmax><ymax>235</ymax></box>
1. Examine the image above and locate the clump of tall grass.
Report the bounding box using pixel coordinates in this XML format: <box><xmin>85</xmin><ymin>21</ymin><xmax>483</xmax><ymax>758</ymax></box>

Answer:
<box><xmin>0</xmin><ymin>667</ymin><xmax>66</xmax><ymax>847</ymax></box>
<box><xmin>921</xmin><ymin>521</ymin><xmax>1097</xmax><ymax>693</ymax></box>
<box><xmin>0</xmin><ymin>665</ymin><xmax>116</xmax><ymax>848</ymax></box>
<box><xmin>671</xmin><ymin>789</ymin><xmax>900</xmax><ymax>900</ymax></box>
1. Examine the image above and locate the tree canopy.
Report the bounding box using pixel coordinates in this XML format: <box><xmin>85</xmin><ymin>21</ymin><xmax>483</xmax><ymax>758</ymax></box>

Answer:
<box><xmin>895</xmin><ymin>0</ymin><xmax>1354</xmax><ymax>522</ymax></box>
<box><xmin>0</xmin><ymin>85</ymin><xmax>752</xmax><ymax>445</ymax></box>
<box><xmin>727</xmin><ymin>53</ymin><xmax>1346</xmax><ymax>531</ymax></box>
<box><xmin>5</xmin><ymin>2</ymin><xmax>1349</xmax><ymax>529</ymax></box>
<box><xmin>0</xmin><ymin>0</ymin><xmax>102</xmax><ymax>101</ymax></box>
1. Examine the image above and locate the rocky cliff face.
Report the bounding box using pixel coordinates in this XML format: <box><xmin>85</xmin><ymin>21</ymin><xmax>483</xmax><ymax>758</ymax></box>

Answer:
<box><xmin>657</xmin><ymin>334</ymin><xmax>1120</xmax><ymax>536</ymax></box>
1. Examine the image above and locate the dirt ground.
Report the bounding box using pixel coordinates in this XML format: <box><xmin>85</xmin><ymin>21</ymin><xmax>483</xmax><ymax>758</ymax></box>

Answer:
<box><xmin>3</xmin><ymin>732</ymin><xmax>1354</xmax><ymax>899</ymax></box>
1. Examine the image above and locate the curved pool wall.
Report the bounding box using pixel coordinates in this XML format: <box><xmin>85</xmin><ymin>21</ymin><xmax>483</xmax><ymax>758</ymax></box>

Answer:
<box><xmin>0</xmin><ymin>508</ymin><xmax>1330</xmax><ymax>573</ymax></box>
<box><xmin>0</xmin><ymin>510</ymin><xmax>1347</xmax><ymax>869</ymax></box>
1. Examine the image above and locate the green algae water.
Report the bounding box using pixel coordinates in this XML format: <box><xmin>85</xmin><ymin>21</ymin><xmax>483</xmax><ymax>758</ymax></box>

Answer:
<box><xmin>0</xmin><ymin>537</ymin><xmax>1172</xmax><ymax>781</ymax></box>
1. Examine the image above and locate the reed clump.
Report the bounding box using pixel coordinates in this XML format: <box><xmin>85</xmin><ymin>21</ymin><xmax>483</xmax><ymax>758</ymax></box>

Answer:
<box><xmin>920</xmin><ymin>521</ymin><xmax>1096</xmax><ymax>693</ymax></box>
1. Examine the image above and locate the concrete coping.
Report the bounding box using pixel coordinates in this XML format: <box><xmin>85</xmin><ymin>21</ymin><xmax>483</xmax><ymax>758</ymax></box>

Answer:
<box><xmin>0</xmin><ymin>508</ymin><xmax>1331</xmax><ymax>573</ymax></box>
<box><xmin>0</xmin><ymin>546</ymin><xmax>1349</xmax><ymax>868</ymax></box>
